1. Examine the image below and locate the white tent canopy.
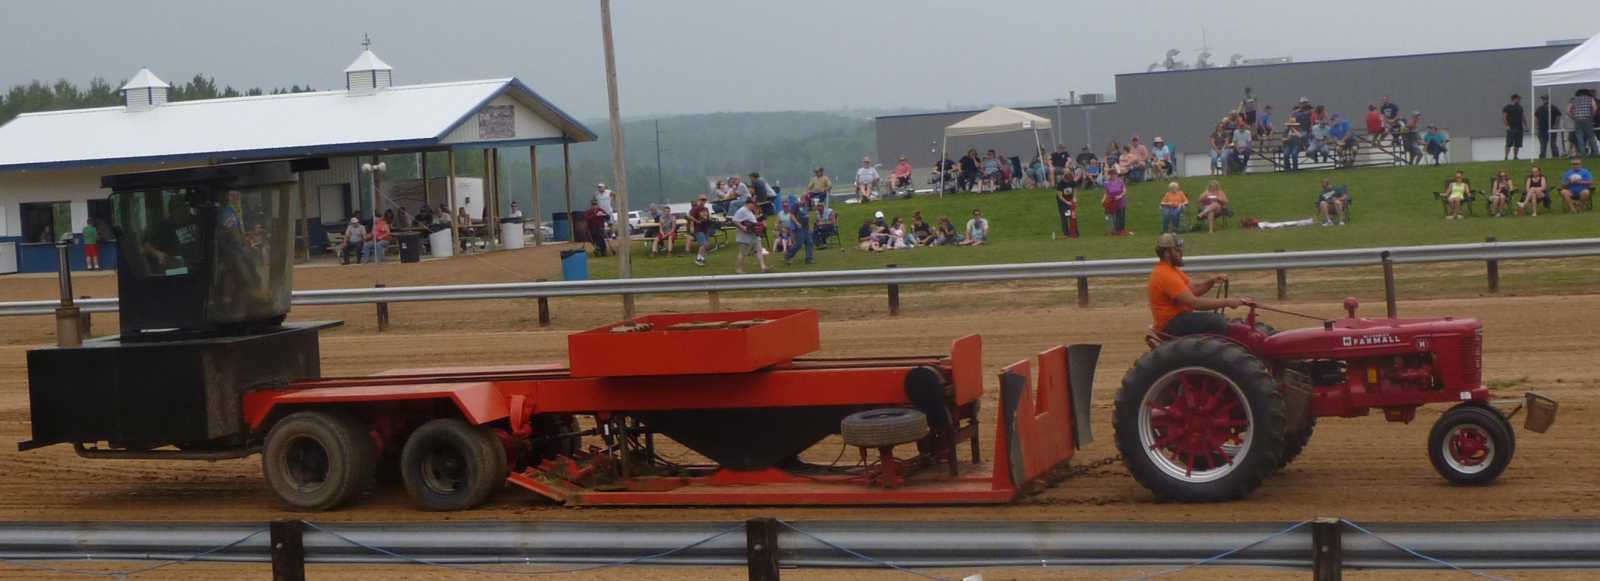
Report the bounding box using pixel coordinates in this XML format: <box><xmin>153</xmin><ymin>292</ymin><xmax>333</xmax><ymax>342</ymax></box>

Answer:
<box><xmin>1533</xmin><ymin>34</ymin><xmax>1600</xmax><ymax>87</ymax></box>
<box><xmin>938</xmin><ymin>107</ymin><xmax>1051</xmax><ymax>195</ymax></box>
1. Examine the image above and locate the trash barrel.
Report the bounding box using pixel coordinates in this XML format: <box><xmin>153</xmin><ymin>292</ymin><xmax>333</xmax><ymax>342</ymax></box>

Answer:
<box><xmin>552</xmin><ymin>212</ymin><xmax>571</xmax><ymax>242</ymax></box>
<box><xmin>560</xmin><ymin>249</ymin><xmax>588</xmax><ymax>281</ymax></box>
<box><xmin>396</xmin><ymin>231</ymin><xmax>423</xmax><ymax>263</ymax></box>
<box><xmin>500</xmin><ymin>218</ymin><xmax>526</xmax><ymax>250</ymax></box>
<box><xmin>428</xmin><ymin>228</ymin><xmax>454</xmax><ymax>259</ymax></box>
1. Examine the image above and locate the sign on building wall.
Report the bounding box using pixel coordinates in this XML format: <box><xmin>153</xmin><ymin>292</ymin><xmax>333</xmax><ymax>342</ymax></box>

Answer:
<box><xmin>477</xmin><ymin>105</ymin><xmax>515</xmax><ymax>139</ymax></box>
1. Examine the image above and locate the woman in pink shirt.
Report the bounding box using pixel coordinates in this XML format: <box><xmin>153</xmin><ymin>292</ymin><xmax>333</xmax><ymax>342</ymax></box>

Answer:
<box><xmin>362</xmin><ymin>216</ymin><xmax>392</xmax><ymax>264</ymax></box>
<box><xmin>891</xmin><ymin>156</ymin><xmax>914</xmax><ymax>192</ymax></box>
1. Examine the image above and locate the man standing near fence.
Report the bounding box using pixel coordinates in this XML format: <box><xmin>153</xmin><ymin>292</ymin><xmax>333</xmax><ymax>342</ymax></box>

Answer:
<box><xmin>1503</xmin><ymin>94</ymin><xmax>1525</xmax><ymax>161</ymax></box>
<box><xmin>1568</xmin><ymin>90</ymin><xmax>1597</xmax><ymax>157</ymax></box>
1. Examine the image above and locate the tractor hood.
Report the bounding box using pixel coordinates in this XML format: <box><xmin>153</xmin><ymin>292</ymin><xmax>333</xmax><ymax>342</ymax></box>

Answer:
<box><xmin>1259</xmin><ymin>317</ymin><xmax>1483</xmax><ymax>361</ymax></box>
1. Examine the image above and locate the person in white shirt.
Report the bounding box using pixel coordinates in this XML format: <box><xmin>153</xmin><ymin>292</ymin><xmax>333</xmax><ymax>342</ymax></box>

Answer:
<box><xmin>594</xmin><ymin>183</ymin><xmax>615</xmax><ymax>223</ymax></box>
<box><xmin>959</xmin><ymin>209</ymin><xmax>989</xmax><ymax>246</ymax></box>
<box><xmin>855</xmin><ymin>157</ymin><xmax>881</xmax><ymax>201</ymax></box>
<box><xmin>732</xmin><ymin>199</ymin><xmax>769</xmax><ymax>274</ymax></box>
<box><xmin>509</xmin><ymin>201</ymin><xmax>524</xmax><ymax>219</ymax></box>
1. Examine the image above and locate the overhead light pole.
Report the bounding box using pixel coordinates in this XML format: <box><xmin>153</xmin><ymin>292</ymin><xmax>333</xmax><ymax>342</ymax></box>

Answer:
<box><xmin>599</xmin><ymin>0</ymin><xmax>634</xmax><ymax>318</ymax></box>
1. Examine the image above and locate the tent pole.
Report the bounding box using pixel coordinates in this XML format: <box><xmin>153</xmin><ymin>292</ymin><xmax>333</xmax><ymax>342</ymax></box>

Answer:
<box><xmin>1033</xmin><ymin>129</ymin><xmax>1044</xmax><ymax>183</ymax></box>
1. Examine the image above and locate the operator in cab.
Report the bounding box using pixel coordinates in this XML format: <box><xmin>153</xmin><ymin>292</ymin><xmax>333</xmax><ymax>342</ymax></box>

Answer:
<box><xmin>1148</xmin><ymin>233</ymin><xmax>1249</xmax><ymax>336</ymax></box>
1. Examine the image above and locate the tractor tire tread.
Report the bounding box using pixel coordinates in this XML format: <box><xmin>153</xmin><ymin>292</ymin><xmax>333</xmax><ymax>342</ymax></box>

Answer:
<box><xmin>261</xmin><ymin>410</ymin><xmax>377</xmax><ymax>512</ymax></box>
<box><xmin>1428</xmin><ymin>404</ymin><xmax>1515</xmax><ymax>486</ymax></box>
<box><xmin>400</xmin><ymin>418</ymin><xmax>508</xmax><ymax>512</ymax></box>
<box><xmin>840</xmin><ymin>408</ymin><xmax>930</xmax><ymax>448</ymax></box>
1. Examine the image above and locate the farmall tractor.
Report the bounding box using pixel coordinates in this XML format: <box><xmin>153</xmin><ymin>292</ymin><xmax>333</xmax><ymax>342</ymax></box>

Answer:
<box><xmin>1115</xmin><ymin>298</ymin><xmax>1558</xmax><ymax>501</ymax></box>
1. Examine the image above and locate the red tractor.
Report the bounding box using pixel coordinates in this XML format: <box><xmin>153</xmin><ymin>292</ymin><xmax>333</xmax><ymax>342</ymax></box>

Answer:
<box><xmin>1115</xmin><ymin>298</ymin><xmax>1558</xmax><ymax>502</ymax></box>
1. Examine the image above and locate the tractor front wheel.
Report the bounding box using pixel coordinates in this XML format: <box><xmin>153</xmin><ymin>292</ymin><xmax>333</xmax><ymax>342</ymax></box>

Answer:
<box><xmin>400</xmin><ymin>418</ymin><xmax>508</xmax><ymax>511</ymax></box>
<box><xmin>1428</xmin><ymin>404</ymin><xmax>1515</xmax><ymax>485</ymax></box>
<box><xmin>261</xmin><ymin>410</ymin><xmax>377</xmax><ymax>511</ymax></box>
<box><xmin>1114</xmin><ymin>336</ymin><xmax>1286</xmax><ymax>502</ymax></box>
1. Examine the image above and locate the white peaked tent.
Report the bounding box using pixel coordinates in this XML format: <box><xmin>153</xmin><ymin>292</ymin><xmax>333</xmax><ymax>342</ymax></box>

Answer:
<box><xmin>939</xmin><ymin>107</ymin><xmax>1052</xmax><ymax>196</ymax></box>
<box><xmin>1532</xmin><ymin>33</ymin><xmax>1600</xmax><ymax>150</ymax></box>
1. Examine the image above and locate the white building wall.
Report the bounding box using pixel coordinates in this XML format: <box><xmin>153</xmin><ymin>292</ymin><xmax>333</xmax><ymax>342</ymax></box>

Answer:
<box><xmin>438</xmin><ymin>94</ymin><xmax>562</xmax><ymax>145</ymax></box>
<box><xmin>0</xmin><ymin>167</ymin><xmax>121</xmax><ymax>237</ymax></box>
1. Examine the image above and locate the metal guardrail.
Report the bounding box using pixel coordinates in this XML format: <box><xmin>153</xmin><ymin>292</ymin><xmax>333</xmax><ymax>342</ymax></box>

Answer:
<box><xmin>2</xmin><ymin>237</ymin><xmax>1598</xmax><ymax>317</ymax></box>
<box><xmin>0</xmin><ymin>519</ymin><xmax>1597</xmax><ymax>570</ymax></box>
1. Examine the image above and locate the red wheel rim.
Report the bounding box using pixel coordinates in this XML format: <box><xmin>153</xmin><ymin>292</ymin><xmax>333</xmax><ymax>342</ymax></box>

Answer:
<box><xmin>1138</xmin><ymin>367</ymin><xmax>1254</xmax><ymax>483</ymax></box>
<box><xmin>1444</xmin><ymin>424</ymin><xmax>1493</xmax><ymax>474</ymax></box>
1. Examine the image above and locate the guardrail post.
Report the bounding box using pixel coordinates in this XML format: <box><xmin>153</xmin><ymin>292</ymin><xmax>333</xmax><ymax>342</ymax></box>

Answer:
<box><xmin>78</xmin><ymin>295</ymin><xmax>92</xmax><ymax>338</ymax></box>
<box><xmin>746</xmin><ymin>517</ymin><xmax>780</xmax><ymax>581</ymax></box>
<box><xmin>1075</xmin><ymin>256</ymin><xmax>1089</xmax><ymax>308</ymax></box>
<box><xmin>1311</xmin><ymin>517</ymin><xmax>1343</xmax><ymax>581</ymax></box>
<box><xmin>375</xmin><ymin>283</ymin><xmax>390</xmax><ymax>332</ymax></box>
<box><xmin>1275</xmin><ymin>249</ymin><xmax>1288</xmax><ymax>301</ymax></box>
<box><xmin>708</xmin><ymin>291</ymin><xmax>722</xmax><ymax>312</ymax></box>
<box><xmin>535</xmin><ymin>279</ymin><xmax>551</xmax><ymax>327</ymax></box>
<box><xmin>1485</xmin><ymin>236</ymin><xmax>1499</xmax><ymax>293</ymax></box>
<box><xmin>886</xmin><ymin>264</ymin><xmax>900</xmax><ymax>316</ymax></box>
<box><xmin>270</xmin><ymin>519</ymin><xmax>306</xmax><ymax>581</ymax></box>
<box><xmin>1381</xmin><ymin>251</ymin><xmax>1398</xmax><ymax>319</ymax></box>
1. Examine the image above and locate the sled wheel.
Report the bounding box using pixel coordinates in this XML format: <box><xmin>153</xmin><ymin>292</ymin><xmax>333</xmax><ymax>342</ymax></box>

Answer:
<box><xmin>1114</xmin><ymin>336</ymin><xmax>1285</xmax><ymax>501</ymax></box>
<box><xmin>841</xmin><ymin>408</ymin><xmax>929</xmax><ymax>448</ymax></box>
<box><xmin>400</xmin><ymin>418</ymin><xmax>507</xmax><ymax>511</ymax></box>
<box><xmin>1428</xmin><ymin>404</ymin><xmax>1515</xmax><ymax>485</ymax></box>
<box><xmin>262</xmin><ymin>410</ymin><xmax>377</xmax><ymax>511</ymax></box>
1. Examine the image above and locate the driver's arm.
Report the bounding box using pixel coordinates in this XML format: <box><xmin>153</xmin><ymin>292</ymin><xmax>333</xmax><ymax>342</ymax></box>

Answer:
<box><xmin>1189</xmin><ymin>274</ymin><xmax>1225</xmax><ymax>296</ymax></box>
<box><xmin>1173</xmin><ymin>288</ymin><xmax>1243</xmax><ymax>311</ymax></box>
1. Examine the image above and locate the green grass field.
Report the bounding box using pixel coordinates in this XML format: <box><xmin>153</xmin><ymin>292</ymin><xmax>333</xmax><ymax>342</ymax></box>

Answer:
<box><xmin>585</xmin><ymin>158</ymin><xmax>1597</xmax><ymax>278</ymax></box>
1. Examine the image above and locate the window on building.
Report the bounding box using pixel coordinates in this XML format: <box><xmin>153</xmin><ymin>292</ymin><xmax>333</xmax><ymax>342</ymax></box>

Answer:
<box><xmin>20</xmin><ymin>201</ymin><xmax>70</xmax><ymax>244</ymax></box>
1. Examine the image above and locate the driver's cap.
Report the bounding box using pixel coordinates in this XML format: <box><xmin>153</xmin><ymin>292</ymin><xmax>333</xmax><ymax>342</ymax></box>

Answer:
<box><xmin>1156</xmin><ymin>233</ymin><xmax>1184</xmax><ymax>249</ymax></box>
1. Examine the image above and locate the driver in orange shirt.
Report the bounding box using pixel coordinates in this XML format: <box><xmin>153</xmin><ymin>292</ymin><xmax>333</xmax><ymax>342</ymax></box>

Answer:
<box><xmin>1149</xmin><ymin>233</ymin><xmax>1249</xmax><ymax>336</ymax></box>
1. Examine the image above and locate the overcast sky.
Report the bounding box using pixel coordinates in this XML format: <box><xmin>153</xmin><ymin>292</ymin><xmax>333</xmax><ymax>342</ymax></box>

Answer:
<box><xmin>1</xmin><ymin>1</ymin><xmax>1595</xmax><ymax>119</ymax></box>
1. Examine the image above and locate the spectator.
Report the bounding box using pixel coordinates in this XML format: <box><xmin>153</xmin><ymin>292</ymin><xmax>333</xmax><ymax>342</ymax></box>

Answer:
<box><xmin>1104</xmin><ymin>140</ymin><xmax>1122</xmax><ymax>170</ymax></box>
<box><xmin>892</xmin><ymin>156</ymin><xmax>914</xmax><ymax>192</ymax></box>
<box><xmin>931</xmin><ymin>156</ymin><xmax>957</xmax><ymax>194</ymax></box>
<box><xmin>594</xmin><ymin>182</ymin><xmax>615</xmax><ymax>221</ymax></box>
<box><xmin>931</xmin><ymin>217</ymin><xmax>958</xmax><ymax>246</ymax></box>
<box><xmin>1561</xmin><ymin>157</ymin><xmax>1592</xmax><ymax>213</ymax></box>
<box><xmin>1568</xmin><ymin>89</ymin><xmax>1598</xmax><ymax>157</ymax></box>
<box><xmin>1523</xmin><ymin>165</ymin><xmax>1548</xmax><ymax>216</ymax></box>
<box><xmin>1379</xmin><ymin>96</ymin><xmax>1400</xmax><ymax>121</ymax></box>
<box><xmin>1402</xmin><ymin>112</ymin><xmax>1425</xmax><ymax>165</ymax></box>
<box><xmin>1422</xmin><ymin>126</ymin><xmax>1449</xmax><ymax>165</ymax></box>
<box><xmin>1307</xmin><ymin>118</ymin><xmax>1332</xmax><ymax>163</ymax></box>
<box><xmin>1151</xmin><ymin>137</ymin><xmax>1175</xmax><ymax>179</ymax></box>
<box><xmin>814</xmin><ymin>201</ymin><xmax>839</xmax><ymax>249</ymax></box>
<box><xmin>857</xmin><ymin>216</ymin><xmax>885</xmax><ymax>252</ymax></box>
<box><xmin>1102</xmin><ymin>170</ymin><xmax>1129</xmax><ymax>236</ymax></box>
<box><xmin>805</xmin><ymin>167</ymin><xmax>832</xmax><ymax>208</ymax></box>
<box><xmin>1229</xmin><ymin>123</ymin><xmax>1252</xmax><ymax>168</ymax></box>
<box><xmin>1256</xmin><ymin>105</ymin><xmax>1274</xmax><ymax>138</ymax></box>
<box><xmin>1126</xmin><ymin>137</ymin><xmax>1152</xmax><ymax>181</ymax></box>
<box><xmin>362</xmin><ymin>213</ymin><xmax>392</xmax><ymax>263</ymax></box>
<box><xmin>1007</xmin><ymin>154</ymin><xmax>1025</xmax><ymax>190</ymax></box>
<box><xmin>1535</xmin><ymin>94</ymin><xmax>1564</xmax><ymax>159</ymax></box>
<box><xmin>341</xmin><ymin>216</ymin><xmax>366</xmax><ymax>265</ymax></box>
<box><xmin>1050</xmin><ymin>145</ymin><xmax>1072</xmax><ymax>182</ymax></box>
<box><xmin>1208</xmin><ymin>124</ymin><xmax>1227</xmax><ymax>176</ymax></box>
<box><xmin>1489</xmin><ymin>170</ymin><xmax>1514</xmax><ymax>217</ymax></box>
<box><xmin>887</xmin><ymin>217</ymin><xmax>911</xmax><ymax>249</ymax></box>
<box><xmin>1055</xmin><ymin>185</ymin><xmax>1079</xmax><ymax>239</ymax></box>
<box><xmin>583</xmin><ymin>200</ymin><xmax>610</xmax><ymax>256</ymax></box>
<box><xmin>1365</xmin><ymin>104</ymin><xmax>1384</xmax><ymax>142</ymax></box>
<box><xmin>910</xmin><ymin>211</ymin><xmax>932</xmax><ymax>245</ymax></box>
<box><xmin>1291</xmin><ymin>98</ymin><xmax>1314</xmax><ymax>132</ymax></box>
<box><xmin>1282</xmin><ymin>120</ymin><xmax>1304</xmax><ymax>171</ymax></box>
<box><xmin>728</xmin><ymin>175</ymin><xmax>751</xmax><ymax>206</ymax></box>
<box><xmin>979</xmin><ymin>150</ymin><xmax>1002</xmax><ymax>192</ymax></box>
<box><xmin>416</xmin><ymin>204</ymin><xmax>434</xmax><ymax>226</ymax></box>
<box><xmin>1084</xmin><ymin>157</ymin><xmax>1104</xmax><ymax>186</ymax></box>
<box><xmin>1196</xmin><ymin>180</ymin><xmax>1230</xmax><ymax>234</ymax></box>
<box><xmin>1240</xmin><ymin>86</ymin><xmax>1258</xmax><ymax>127</ymax></box>
<box><xmin>783</xmin><ymin>195</ymin><xmax>814</xmax><ymax>265</ymax></box>
<box><xmin>650</xmin><ymin>204</ymin><xmax>676</xmax><ymax>257</ymax></box>
<box><xmin>81</xmin><ymin>219</ymin><xmax>101</xmax><ymax>270</ymax></box>
<box><xmin>434</xmin><ymin>203</ymin><xmax>452</xmax><ymax>226</ymax></box>
<box><xmin>1076</xmin><ymin>146</ymin><xmax>1098</xmax><ymax>167</ymax></box>
<box><xmin>1443</xmin><ymin>171</ymin><xmax>1471</xmax><ymax>221</ymax></box>
<box><xmin>749</xmin><ymin>172</ymin><xmax>776</xmax><ymax>216</ymax></box>
<box><xmin>958</xmin><ymin>149</ymin><xmax>981</xmax><ymax>191</ymax></box>
<box><xmin>772</xmin><ymin>223</ymin><xmax>794</xmax><ymax>256</ymax></box>
<box><xmin>688</xmin><ymin>195</ymin><xmax>713</xmax><ymax>266</ymax></box>
<box><xmin>396</xmin><ymin>206</ymin><xmax>412</xmax><ymax>228</ymax></box>
<box><xmin>1317</xmin><ymin>179</ymin><xmax>1349</xmax><ymax>226</ymax></box>
<box><xmin>856</xmin><ymin>157</ymin><xmax>881</xmax><ymax>201</ymax></box>
<box><xmin>1504</xmin><ymin>94</ymin><xmax>1526</xmax><ymax>161</ymax></box>
<box><xmin>1158</xmin><ymin>181</ymin><xmax>1188</xmax><ymax>234</ymax></box>
<box><xmin>507</xmin><ymin>202</ymin><xmax>522</xmax><ymax>220</ymax></box>
<box><xmin>960</xmin><ymin>209</ymin><xmax>989</xmax><ymax>246</ymax></box>
<box><xmin>1328</xmin><ymin>113</ymin><xmax>1355</xmax><ymax>161</ymax></box>
<box><xmin>1027</xmin><ymin>156</ymin><xmax>1048</xmax><ymax>188</ymax></box>
<box><xmin>711</xmin><ymin>179</ymin><xmax>737</xmax><ymax>214</ymax></box>
<box><xmin>733</xmin><ymin>198</ymin><xmax>769</xmax><ymax>273</ymax></box>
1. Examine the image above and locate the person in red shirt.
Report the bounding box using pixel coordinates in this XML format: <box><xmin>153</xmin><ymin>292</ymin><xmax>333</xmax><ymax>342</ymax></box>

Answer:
<box><xmin>1364</xmin><ymin>104</ymin><xmax>1384</xmax><ymax>142</ymax></box>
<box><xmin>583</xmin><ymin>200</ymin><xmax>610</xmax><ymax>257</ymax></box>
<box><xmin>361</xmin><ymin>215</ymin><xmax>392</xmax><ymax>264</ymax></box>
<box><xmin>1148</xmin><ymin>233</ymin><xmax>1248</xmax><ymax>336</ymax></box>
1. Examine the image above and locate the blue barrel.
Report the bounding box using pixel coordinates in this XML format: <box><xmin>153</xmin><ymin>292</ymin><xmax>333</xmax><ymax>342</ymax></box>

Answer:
<box><xmin>551</xmin><ymin>212</ymin><xmax>571</xmax><ymax>242</ymax></box>
<box><xmin>561</xmin><ymin>249</ymin><xmax>589</xmax><ymax>281</ymax></box>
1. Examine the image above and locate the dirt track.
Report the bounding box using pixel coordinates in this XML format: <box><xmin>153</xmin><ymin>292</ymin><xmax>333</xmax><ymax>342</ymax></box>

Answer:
<box><xmin>0</xmin><ymin>245</ymin><xmax>1596</xmax><ymax>577</ymax></box>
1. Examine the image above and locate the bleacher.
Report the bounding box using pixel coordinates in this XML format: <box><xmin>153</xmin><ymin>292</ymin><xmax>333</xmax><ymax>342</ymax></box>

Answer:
<box><xmin>1242</xmin><ymin>132</ymin><xmax>1440</xmax><ymax>173</ymax></box>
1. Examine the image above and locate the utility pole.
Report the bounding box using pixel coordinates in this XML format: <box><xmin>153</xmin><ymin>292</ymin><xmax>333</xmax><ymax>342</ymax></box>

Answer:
<box><xmin>654</xmin><ymin>119</ymin><xmax>664</xmax><ymax>203</ymax></box>
<box><xmin>600</xmin><ymin>0</ymin><xmax>635</xmax><ymax>318</ymax></box>
<box><xmin>1053</xmin><ymin>98</ymin><xmax>1066</xmax><ymax>147</ymax></box>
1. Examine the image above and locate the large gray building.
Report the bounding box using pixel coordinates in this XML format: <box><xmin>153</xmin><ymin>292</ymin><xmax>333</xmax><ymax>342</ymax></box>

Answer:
<box><xmin>877</xmin><ymin>43</ymin><xmax>1579</xmax><ymax>178</ymax></box>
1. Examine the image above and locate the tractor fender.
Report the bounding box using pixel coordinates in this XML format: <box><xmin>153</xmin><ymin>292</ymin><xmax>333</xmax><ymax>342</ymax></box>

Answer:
<box><xmin>243</xmin><ymin>382</ymin><xmax>512</xmax><ymax>432</ymax></box>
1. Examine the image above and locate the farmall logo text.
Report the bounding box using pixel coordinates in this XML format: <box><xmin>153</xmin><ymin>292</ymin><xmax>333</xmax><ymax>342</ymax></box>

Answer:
<box><xmin>1342</xmin><ymin>334</ymin><xmax>1402</xmax><ymax>347</ymax></box>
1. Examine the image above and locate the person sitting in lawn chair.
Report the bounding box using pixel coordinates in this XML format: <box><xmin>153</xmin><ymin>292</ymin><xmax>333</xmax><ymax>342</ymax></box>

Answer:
<box><xmin>1522</xmin><ymin>166</ymin><xmax>1549</xmax><ymax>217</ymax></box>
<box><xmin>1442</xmin><ymin>171</ymin><xmax>1472</xmax><ymax>221</ymax></box>
<box><xmin>1318</xmin><ymin>178</ymin><xmax>1349</xmax><ymax>226</ymax></box>
<box><xmin>1562</xmin><ymin>157</ymin><xmax>1593</xmax><ymax>213</ymax></box>
<box><xmin>1196</xmin><ymin>180</ymin><xmax>1231</xmax><ymax>233</ymax></box>
<box><xmin>1489</xmin><ymin>170</ymin><xmax>1515</xmax><ymax>217</ymax></box>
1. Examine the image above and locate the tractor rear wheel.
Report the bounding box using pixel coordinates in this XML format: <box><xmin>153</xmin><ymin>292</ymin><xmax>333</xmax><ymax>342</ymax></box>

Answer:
<box><xmin>1277</xmin><ymin>418</ymin><xmax>1317</xmax><ymax>470</ymax></box>
<box><xmin>400</xmin><ymin>418</ymin><xmax>508</xmax><ymax>511</ymax></box>
<box><xmin>1114</xmin><ymin>336</ymin><xmax>1286</xmax><ymax>502</ymax></box>
<box><xmin>261</xmin><ymin>410</ymin><xmax>377</xmax><ymax>511</ymax></box>
<box><xmin>1428</xmin><ymin>404</ymin><xmax>1515</xmax><ymax>485</ymax></box>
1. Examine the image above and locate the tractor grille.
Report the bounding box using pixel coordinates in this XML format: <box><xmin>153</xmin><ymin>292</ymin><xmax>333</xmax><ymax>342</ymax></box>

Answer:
<box><xmin>1462</xmin><ymin>332</ymin><xmax>1483</xmax><ymax>387</ymax></box>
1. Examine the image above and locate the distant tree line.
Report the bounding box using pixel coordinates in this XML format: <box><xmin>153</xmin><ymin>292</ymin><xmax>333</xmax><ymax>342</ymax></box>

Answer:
<box><xmin>0</xmin><ymin>75</ymin><xmax>314</xmax><ymax>125</ymax></box>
